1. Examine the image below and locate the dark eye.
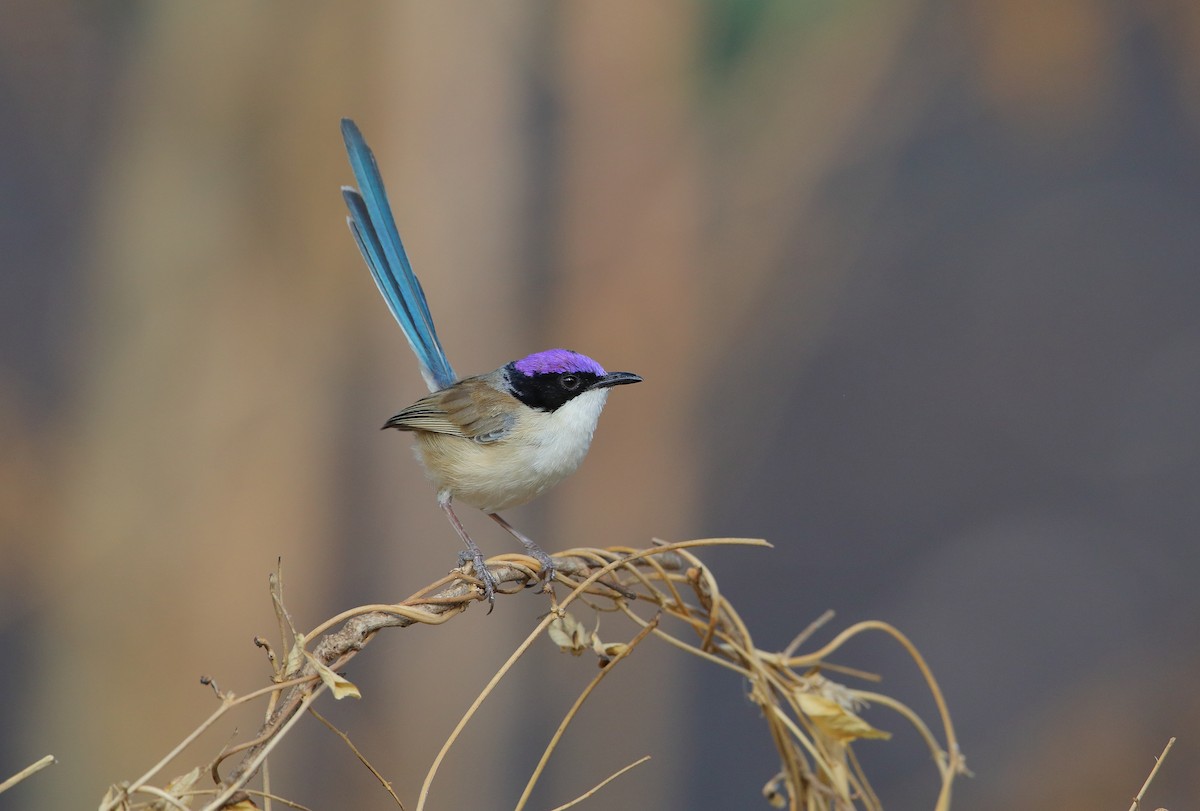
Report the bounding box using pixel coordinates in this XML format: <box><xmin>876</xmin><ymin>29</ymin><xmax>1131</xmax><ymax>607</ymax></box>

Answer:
<box><xmin>560</xmin><ymin>374</ymin><xmax>581</xmax><ymax>391</ymax></box>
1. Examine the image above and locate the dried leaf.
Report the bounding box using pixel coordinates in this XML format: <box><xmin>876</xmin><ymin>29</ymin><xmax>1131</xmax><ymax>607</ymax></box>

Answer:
<box><xmin>164</xmin><ymin>766</ymin><xmax>200</xmax><ymax>790</ymax></box>
<box><xmin>100</xmin><ymin>785</ymin><xmax>123</xmax><ymax>808</ymax></box>
<box><xmin>762</xmin><ymin>773</ymin><xmax>788</xmax><ymax>808</ymax></box>
<box><xmin>548</xmin><ymin>612</ymin><xmax>590</xmax><ymax>655</ymax></box>
<box><xmin>591</xmin><ymin>634</ymin><xmax>628</xmax><ymax>665</ymax></box>
<box><xmin>284</xmin><ymin>632</ymin><xmax>306</xmax><ymax>677</ymax></box>
<box><xmin>163</xmin><ymin>766</ymin><xmax>201</xmax><ymax>799</ymax></box>
<box><xmin>796</xmin><ymin>692</ymin><xmax>890</xmax><ymax>741</ymax></box>
<box><xmin>304</xmin><ymin>652</ymin><xmax>361</xmax><ymax>700</ymax></box>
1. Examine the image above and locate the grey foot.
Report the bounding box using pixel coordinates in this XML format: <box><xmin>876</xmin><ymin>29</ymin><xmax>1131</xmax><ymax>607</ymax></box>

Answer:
<box><xmin>463</xmin><ymin>549</ymin><xmax>497</xmax><ymax>611</ymax></box>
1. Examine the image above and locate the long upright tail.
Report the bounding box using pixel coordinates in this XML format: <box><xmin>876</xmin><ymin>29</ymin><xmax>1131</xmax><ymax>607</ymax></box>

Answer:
<box><xmin>340</xmin><ymin>118</ymin><xmax>457</xmax><ymax>392</ymax></box>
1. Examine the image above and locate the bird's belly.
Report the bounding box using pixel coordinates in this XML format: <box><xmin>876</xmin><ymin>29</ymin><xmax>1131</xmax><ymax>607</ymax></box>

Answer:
<box><xmin>413</xmin><ymin>428</ymin><xmax>592</xmax><ymax>513</ymax></box>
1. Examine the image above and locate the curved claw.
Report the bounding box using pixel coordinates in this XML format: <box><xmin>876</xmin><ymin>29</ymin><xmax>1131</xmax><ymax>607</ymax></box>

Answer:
<box><xmin>465</xmin><ymin>549</ymin><xmax>498</xmax><ymax>611</ymax></box>
<box><xmin>525</xmin><ymin>546</ymin><xmax>557</xmax><ymax>593</ymax></box>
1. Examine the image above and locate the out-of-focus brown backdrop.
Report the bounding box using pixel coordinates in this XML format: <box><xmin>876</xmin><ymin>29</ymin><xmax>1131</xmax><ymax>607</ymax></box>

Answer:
<box><xmin>2</xmin><ymin>2</ymin><xmax>1198</xmax><ymax>809</ymax></box>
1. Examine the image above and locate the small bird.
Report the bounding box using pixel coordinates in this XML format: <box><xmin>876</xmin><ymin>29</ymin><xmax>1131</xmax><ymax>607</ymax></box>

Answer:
<box><xmin>339</xmin><ymin>118</ymin><xmax>642</xmax><ymax>605</ymax></box>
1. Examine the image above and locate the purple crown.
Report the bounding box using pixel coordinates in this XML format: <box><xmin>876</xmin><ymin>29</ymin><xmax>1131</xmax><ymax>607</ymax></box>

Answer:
<box><xmin>514</xmin><ymin>349</ymin><xmax>606</xmax><ymax>377</ymax></box>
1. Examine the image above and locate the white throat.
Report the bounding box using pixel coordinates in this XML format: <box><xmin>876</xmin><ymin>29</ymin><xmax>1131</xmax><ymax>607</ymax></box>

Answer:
<box><xmin>527</xmin><ymin>387</ymin><xmax>610</xmax><ymax>476</ymax></box>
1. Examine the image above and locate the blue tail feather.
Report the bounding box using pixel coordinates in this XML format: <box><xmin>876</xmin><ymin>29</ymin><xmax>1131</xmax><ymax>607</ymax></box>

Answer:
<box><xmin>341</xmin><ymin>118</ymin><xmax>457</xmax><ymax>391</ymax></box>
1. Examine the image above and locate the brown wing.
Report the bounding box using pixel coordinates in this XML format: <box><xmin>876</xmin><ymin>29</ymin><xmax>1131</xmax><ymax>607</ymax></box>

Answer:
<box><xmin>383</xmin><ymin>377</ymin><xmax>515</xmax><ymax>443</ymax></box>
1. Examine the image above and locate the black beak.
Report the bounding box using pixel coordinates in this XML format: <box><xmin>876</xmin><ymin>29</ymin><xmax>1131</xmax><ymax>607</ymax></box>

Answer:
<box><xmin>594</xmin><ymin>371</ymin><xmax>643</xmax><ymax>389</ymax></box>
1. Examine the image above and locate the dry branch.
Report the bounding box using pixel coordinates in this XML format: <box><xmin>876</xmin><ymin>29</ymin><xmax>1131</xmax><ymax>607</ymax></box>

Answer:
<box><xmin>98</xmin><ymin>539</ymin><xmax>964</xmax><ymax>811</ymax></box>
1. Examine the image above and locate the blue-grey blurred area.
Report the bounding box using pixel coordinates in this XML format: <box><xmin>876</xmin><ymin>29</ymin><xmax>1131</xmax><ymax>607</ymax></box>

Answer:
<box><xmin>2</xmin><ymin>1</ymin><xmax>1198</xmax><ymax>809</ymax></box>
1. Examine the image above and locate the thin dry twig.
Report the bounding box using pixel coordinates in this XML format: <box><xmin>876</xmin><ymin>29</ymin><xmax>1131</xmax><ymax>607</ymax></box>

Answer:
<box><xmin>180</xmin><ymin>787</ymin><xmax>317</xmax><ymax>811</ymax></box>
<box><xmin>513</xmin><ymin>614</ymin><xmax>661</xmax><ymax>811</ymax></box>
<box><xmin>546</xmin><ymin>755</ymin><xmax>653</xmax><ymax>811</ymax></box>
<box><xmin>136</xmin><ymin>784</ymin><xmax>192</xmax><ymax>811</ymax></box>
<box><xmin>99</xmin><ymin>697</ymin><xmax>234</xmax><ymax>810</ymax></box>
<box><xmin>309</xmin><ymin>708</ymin><xmax>405</xmax><ymax>809</ymax></box>
<box><xmin>0</xmin><ymin>755</ymin><xmax>55</xmax><ymax>795</ymax></box>
<box><xmin>1127</xmin><ymin>737</ymin><xmax>1176</xmax><ymax>811</ymax></box>
<box><xmin>414</xmin><ymin>606</ymin><xmax>556</xmax><ymax>811</ymax></box>
<box><xmin>200</xmin><ymin>684</ymin><xmax>327</xmax><ymax>811</ymax></box>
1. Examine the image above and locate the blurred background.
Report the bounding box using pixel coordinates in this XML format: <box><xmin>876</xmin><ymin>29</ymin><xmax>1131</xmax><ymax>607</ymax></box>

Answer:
<box><xmin>2</xmin><ymin>1</ymin><xmax>1199</xmax><ymax>809</ymax></box>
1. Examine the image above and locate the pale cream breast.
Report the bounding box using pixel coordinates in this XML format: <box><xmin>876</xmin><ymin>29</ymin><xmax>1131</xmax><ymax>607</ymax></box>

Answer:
<box><xmin>413</xmin><ymin>388</ymin><xmax>610</xmax><ymax>512</ymax></box>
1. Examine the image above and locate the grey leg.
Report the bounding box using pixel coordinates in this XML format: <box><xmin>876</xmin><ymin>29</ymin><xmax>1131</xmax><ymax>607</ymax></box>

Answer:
<box><xmin>488</xmin><ymin>512</ymin><xmax>556</xmax><ymax>589</ymax></box>
<box><xmin>438</xmin><ymin>492</ymin><xmax>497</xmax><ymax>608</ymax></box>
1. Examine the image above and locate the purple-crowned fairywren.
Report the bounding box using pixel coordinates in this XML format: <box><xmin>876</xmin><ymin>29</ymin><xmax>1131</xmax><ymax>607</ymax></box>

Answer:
<box><xmin>339</xmin><ymin>119</ymin><xmax>642</xmax><ymax>606</ymax></box>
